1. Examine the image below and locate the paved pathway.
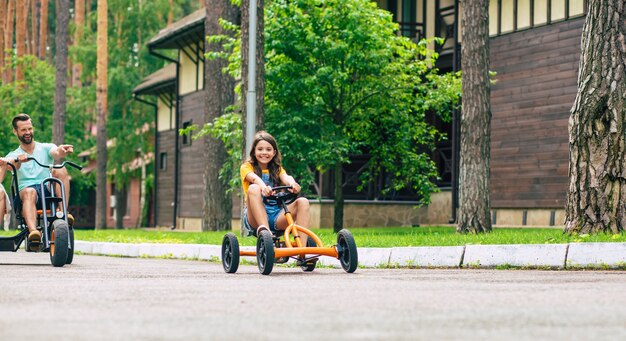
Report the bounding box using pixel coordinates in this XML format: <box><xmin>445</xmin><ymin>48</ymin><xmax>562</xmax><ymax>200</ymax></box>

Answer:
<box><xmin>1</xmin><ymin>252</ymin><xmax>625</xmax><ymax>340</ymax></box>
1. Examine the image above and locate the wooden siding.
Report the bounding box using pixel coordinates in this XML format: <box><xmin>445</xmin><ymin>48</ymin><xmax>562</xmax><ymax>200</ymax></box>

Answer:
<box><xmin>178</xmin><ymin>91</ymin><xmax>206</xmax><ymax>218</ymax></box>
<box><xmin>156</xmin><ymin>130</ymin><xmax>176</xmax><ymax>226</ymax></box>
<box><xmin>489</xmin><ymin>18</ymin><xmax>584</xmax><ymax>208</ymax></box>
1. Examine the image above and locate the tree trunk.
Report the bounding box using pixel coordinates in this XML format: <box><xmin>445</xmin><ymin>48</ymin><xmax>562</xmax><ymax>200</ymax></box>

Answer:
<box><xmin>25</xmin><ymin>0</ymin><xmax>31</xmax><ymax>56</ymax></box>
<box><xmin>4</xmin><ymin>0</ymin><xmax>14</xmax><ymax>82</ymax></box>
<box><xmin>456</xmin><ymin>0</ymin><xmax>492</xmax><ymax>234</ymax></box>
<box><xmin>241</xmin><ymin>0</ymin><xmax>265</xmax><ymax>150</ymax></box>
<box><xmin>167</xmin><ymin>0</ymin><xmax>173</xmax><ymax>26</ymax></box>
<box><xmin>95</xmin><ymin>0</ymin><xmax>108</xmax><ymax>230</ymax></box>
<box><xmin>14</xmin><ymin>0</ymin><xmax>25</xmax><ymax>81</ymax></box>
<box><xmin>38</xmin><ymin>0</ymin><xmax>47</xmax><ymax>60</ymax></box>
<box><xmin>333</xmin><ymin>162</ymin><xmax>344</xmax><ymax>232</ymax></box>
<box><xmin>202</xmin><ymin>0</ymin><xmax>236</xmax><ymax>231</ymax></box>
<box><xmin>72</xmin><ymin>0</ymin><xmax>84</xmax><ymax>87</ymax></box>
<box><xmin>53</xmin><ymin>0</ymin><xmax>69</xmax><ymax>146</ymax></box>
<box><xmin>0</xmin><ymin>0</ymin><xmax>5</xmax><ymax>81</ymax></box>
<box><xmin>565</xmin><ymin>1</ymin><xmax>626</xmax><ymax>234</ymax></box>
<box><xmin>29</xmin><ymin>0</ymin><xmax>36</xmax><ymax>57</ymax></box>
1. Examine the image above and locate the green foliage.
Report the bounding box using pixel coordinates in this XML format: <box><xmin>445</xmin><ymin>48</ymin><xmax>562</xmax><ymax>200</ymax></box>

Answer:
<box><xmin>264</xmin><ymin>0</ymin><xmax>461</xmax><ymax>202</ymax></box>
<box><xmin>205</xmin><ymin>18</ymin><xmax>242</xmax><ymax>83</ymax></box>
<box><xmin>198</xmin><ymin>0</ymin><xmax>460</xmax><ymax>205</ymax></box>
<box><xmin>1</xmin><ymin>1</ymin><xmax>203</xmax><ymax>205</ymax></box>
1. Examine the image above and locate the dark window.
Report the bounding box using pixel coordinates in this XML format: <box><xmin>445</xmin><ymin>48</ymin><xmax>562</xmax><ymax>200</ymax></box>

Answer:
<box><xmin>160</xmin><ymin>152</ymin><xmax>167</xmax><ymax>171</ymax></box>
<box><xmin>182</xmin><ymin>120</ymin><xmax>192</xmax><ymax>146</ymax></box>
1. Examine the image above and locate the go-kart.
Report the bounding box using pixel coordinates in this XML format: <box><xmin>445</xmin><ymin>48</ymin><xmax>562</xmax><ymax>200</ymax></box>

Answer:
<box><xmin>222</xmin><ymin>186</ymin><xmax>358</xmax><ymax>275</ymax></box>
<box><xmin>0</xmin><ymin>157</ymin><xmax>82</xmax><ymax>267</ymax></box>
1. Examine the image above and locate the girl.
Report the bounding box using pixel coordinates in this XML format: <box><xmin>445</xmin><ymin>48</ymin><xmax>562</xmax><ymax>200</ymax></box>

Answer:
<box><xmin>240</xmin><ymin>131</ymin><xmax>310</xmax><ymax>241</ymax></box>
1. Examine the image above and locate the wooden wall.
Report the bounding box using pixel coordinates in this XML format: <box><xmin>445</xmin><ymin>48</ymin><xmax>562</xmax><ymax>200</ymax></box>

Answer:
<box><xmin>178</xmin><ymin>91</ymin><xmax>206</xmax><ymax>218</ymax></box>
<box><xmin>489</xmin><ymin>18</ymin><xmax>584</xmax><ymax>208</ymax></box>
<box><xmin>156</xmin><ymin>130</ymin><xmax>176</xmax><ymax>226</ymax></box>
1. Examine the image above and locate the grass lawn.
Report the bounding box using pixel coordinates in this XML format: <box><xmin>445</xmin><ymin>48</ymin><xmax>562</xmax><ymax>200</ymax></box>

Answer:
<box><xmin>4</xmin><ymin>226</ymin><xmax>624</xmax><ymax>247</ymax></box>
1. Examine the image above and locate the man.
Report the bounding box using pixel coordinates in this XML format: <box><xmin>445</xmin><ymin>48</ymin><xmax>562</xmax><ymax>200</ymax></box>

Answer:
<box><xmin>0</xmin><ymin>113</ymin><xmax>74</xmax><ymax>246</ymax></box>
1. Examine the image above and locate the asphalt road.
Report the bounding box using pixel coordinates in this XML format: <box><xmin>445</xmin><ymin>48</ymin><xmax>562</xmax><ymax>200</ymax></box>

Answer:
<box><xmin>1</xmin><ymin>252</ymin><xmax>625</xmax><ymax>340</ymax></box>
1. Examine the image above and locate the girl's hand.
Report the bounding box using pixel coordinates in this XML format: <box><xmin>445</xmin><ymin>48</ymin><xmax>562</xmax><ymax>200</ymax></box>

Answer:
<box><xmin>261</xmin><ymin>185</ymin><xmax>273</xmax><ymax>197</ymax></box>
<box><xmin>289</xmin><ymin>182</ymin><xmax>301</xmax><ymax>194</ymax></box>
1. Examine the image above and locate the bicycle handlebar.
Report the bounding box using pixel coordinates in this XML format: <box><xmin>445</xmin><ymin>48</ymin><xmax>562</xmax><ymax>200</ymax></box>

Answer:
<box><xmin>14</xmin><ymin>156</ymin><xmax>83</xmax><ymax>171</ymax></box>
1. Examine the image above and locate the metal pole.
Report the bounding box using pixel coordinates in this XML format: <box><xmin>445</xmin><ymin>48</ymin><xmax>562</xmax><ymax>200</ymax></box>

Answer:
<box><xmin>245</xmin><ymin>0</ymin><xmax>258</xmax><ymax>154</ymax></box>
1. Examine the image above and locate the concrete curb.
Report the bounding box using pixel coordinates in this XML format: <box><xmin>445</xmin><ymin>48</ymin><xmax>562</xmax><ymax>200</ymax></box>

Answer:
<box><xmin>566</xmin><ymin>242</ymin><xmax>626</xmax><ymax>269</ymax></box>
<box><xmin>463</xmin><ymin>244</ymin><xmax>568</xmax><ymax>269</ymax></box>
<box><xmin>74</xmin><ymin>241</ymin><xmax>626</xmax><ymax>269</ymax></box>
<box><xmin>389</xmin><ymin>246</ymin><xmax>465</xmax><ymax>267</ymax></box>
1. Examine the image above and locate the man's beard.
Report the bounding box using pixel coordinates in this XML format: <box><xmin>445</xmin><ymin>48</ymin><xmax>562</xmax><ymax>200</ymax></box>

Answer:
<box><xmin>19</xmin><ymin>133</ymin><xmax>33</xmax><ymax>144</ymax></box>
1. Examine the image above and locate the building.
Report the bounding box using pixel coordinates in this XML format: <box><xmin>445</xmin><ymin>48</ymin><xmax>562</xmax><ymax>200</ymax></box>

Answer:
<box><xmin>78</xmin><ymin>132</ymin><xmax>154</xmax><ymax>229</ymax></box>
<box><xmin>135</xmin><ymin>9</ymin><xmax>213</xmax><ymax>230</ymax></box>
<box><xmin>136</xmin><ymin>1</ymin><xmax>587</xmax><ymax>229</ymax></box>
<box><xmin>373</xmin><ymin>0</ymin><xmax>586</xmax><ymax>226</ymax></box>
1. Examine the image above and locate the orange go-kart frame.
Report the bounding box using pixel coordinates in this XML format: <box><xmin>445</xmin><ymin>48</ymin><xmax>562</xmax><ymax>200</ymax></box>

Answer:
<box><xmin>221</xmin><ymin>186</ymin><xmax>358</xmax><ymax>275</ymax></box>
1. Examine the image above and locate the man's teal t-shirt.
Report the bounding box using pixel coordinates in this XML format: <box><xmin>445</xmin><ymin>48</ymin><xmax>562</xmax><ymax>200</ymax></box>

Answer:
<box><xmin>5</xmin><ymin>142</ymin><xmax>55</xmax><ymax>191</ymax></box>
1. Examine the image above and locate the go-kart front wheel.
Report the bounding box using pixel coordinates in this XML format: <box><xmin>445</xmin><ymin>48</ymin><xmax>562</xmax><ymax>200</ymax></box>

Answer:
<box><xmin>50</xmin><ymin>220</ymin><xmax>69</xmax><ymax>267</ymax></box>
<box><xmin>256</xmin><ymin>230</ymin><xmax>275</xmax><ymax>275</ymax></box>
<box><xmin>337</xmin><ymin>229</ymin><xmax>358</xmax><ymax>273</ymax></box>
<box><xmin>221</xmin><ymin>233</ymin><xmax>240</xmax><ymax>273</ymax></box>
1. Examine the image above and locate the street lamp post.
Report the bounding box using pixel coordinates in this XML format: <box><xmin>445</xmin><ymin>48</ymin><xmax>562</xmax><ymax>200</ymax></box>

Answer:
<box><xmin>245</xmin><ymin>0</ymin><xmax>257</xmax><ymax>154</ymax></box>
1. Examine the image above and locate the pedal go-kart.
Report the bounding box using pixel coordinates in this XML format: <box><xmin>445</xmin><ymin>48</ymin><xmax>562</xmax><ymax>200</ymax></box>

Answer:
<box><xmin>0</xmin><ymin>157</ymin><xmax>82</xmax><ymax>267</ymax></box>
<box><xmin>221</xmin><ymin>186</ymin><xmax>358</xmax><ymax>275</ymax></box>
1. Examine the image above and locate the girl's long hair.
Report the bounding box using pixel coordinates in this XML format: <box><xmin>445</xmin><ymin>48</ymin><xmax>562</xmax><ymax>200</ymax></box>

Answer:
<box><xmin>247</xmin><ymin>131</ymin><xmax>282</xmax><ymax>186</ymax></box>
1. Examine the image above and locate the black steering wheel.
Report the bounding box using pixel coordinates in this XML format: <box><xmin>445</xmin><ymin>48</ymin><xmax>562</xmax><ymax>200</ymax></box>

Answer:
<box><xmin>263</xmin><ymin>186</ymin><xmax>298</xmax><ymax>206</ymax></box>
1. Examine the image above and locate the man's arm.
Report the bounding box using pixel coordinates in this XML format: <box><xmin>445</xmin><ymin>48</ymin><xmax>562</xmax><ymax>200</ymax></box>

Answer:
<box><xmin>50</xmin><ymin>144</ymin><xmax>74</xmax><ymax>160</ymax></box>
<box><xmin>0</xmin><ymin>158</ymin><xmax>9</xmax><ymax>183</ymax></box>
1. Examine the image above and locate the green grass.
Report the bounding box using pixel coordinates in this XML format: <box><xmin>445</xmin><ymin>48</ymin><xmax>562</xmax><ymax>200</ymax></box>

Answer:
<box><xmin>3</xmin><ymin>226</ymin><xmax>625</xmax><ymax>247</ymax></box>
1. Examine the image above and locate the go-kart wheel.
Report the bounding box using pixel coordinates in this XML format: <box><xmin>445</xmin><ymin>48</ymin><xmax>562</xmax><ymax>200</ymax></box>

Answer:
<box><xmin>337</xmin><ymin>229</ymin><xmax>358</xmax><ymax>273</ymax></box>
<box><xmin>221</xmin><ymin>233</ymin><xmax>240</xmax><ymax>273</ymax></box>
<box><xmin>50</xmin><ymin>220</ymin><xmax>69</xmax><ymax>267</ymax></box>
<box><xmin>65</xmin><ymin>227</ymin><xmax>75</xmax><ymax>264</ymax></box>
<box><xmin>256</xmin><ymin>230</ymin><xmax>275</xmax><ymax>275</ymax></box>
<box><xmin>301</xmin><ymin>237</ymin><xmax>317</xmax><ymax>272</ymax></box>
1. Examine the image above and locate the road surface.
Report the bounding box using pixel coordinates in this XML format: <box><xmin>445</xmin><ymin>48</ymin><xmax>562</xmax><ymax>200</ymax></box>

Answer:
<box><xmin>1</xmin><ymin>252</ymin><xmax>625</xmax><ymax>340</ymax></box>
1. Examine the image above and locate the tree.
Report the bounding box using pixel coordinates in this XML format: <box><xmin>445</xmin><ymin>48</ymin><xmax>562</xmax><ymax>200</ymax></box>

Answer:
<box><xmin>202</xmin><ymin>0</ymin><xmax>237</xmax><ymax>231</ymax></box>
<box><xmin>456</xmin><ymin>0</ymin><xmax>492</xmax><ymax>234</ymax></box>
<box><xmin>264</xmin><ymin>0</ymin><xmax>460</xmax><ymax>231</ymax></box>
<box><xmin>95</xmin><ymin>0</ymin><xmax>108</xmax><ymax>229</ymax></box>
<box><xmin>39</xmin><ymin>0</ymin><xmax>48</xmax><ymax>60</ymax></box>
<box><xmin>72</xmin><ymin>0</ymin><xmax>84</xmax><ymax>87</ymax></box>
<box><xmin>54</xmin><ymin>0</ymin><xmax>70</xmax><ymax>146</ymax></box>
<box><xmin>0</xmin><ymin>0</ymin><xmax>5</xmax><ymax>79</ymax></box>
<box><xmin>4</xmin><ymin>0</ymin><xmax>14</xmax><ymax>82</ymax></box>
<box><xmin>14</xmin><ymin>0</ymin><xmax>25</xmax><ymax>81</ymax></box>
<box><xmin>29</xmin><ymin>0</ymin><xmax>36</xmax><ymax>56</ymax></box>
<box><xmin>565</xmin><ymin>0</ymin><xmax>626</xmax><ymax>234</ymax></box>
